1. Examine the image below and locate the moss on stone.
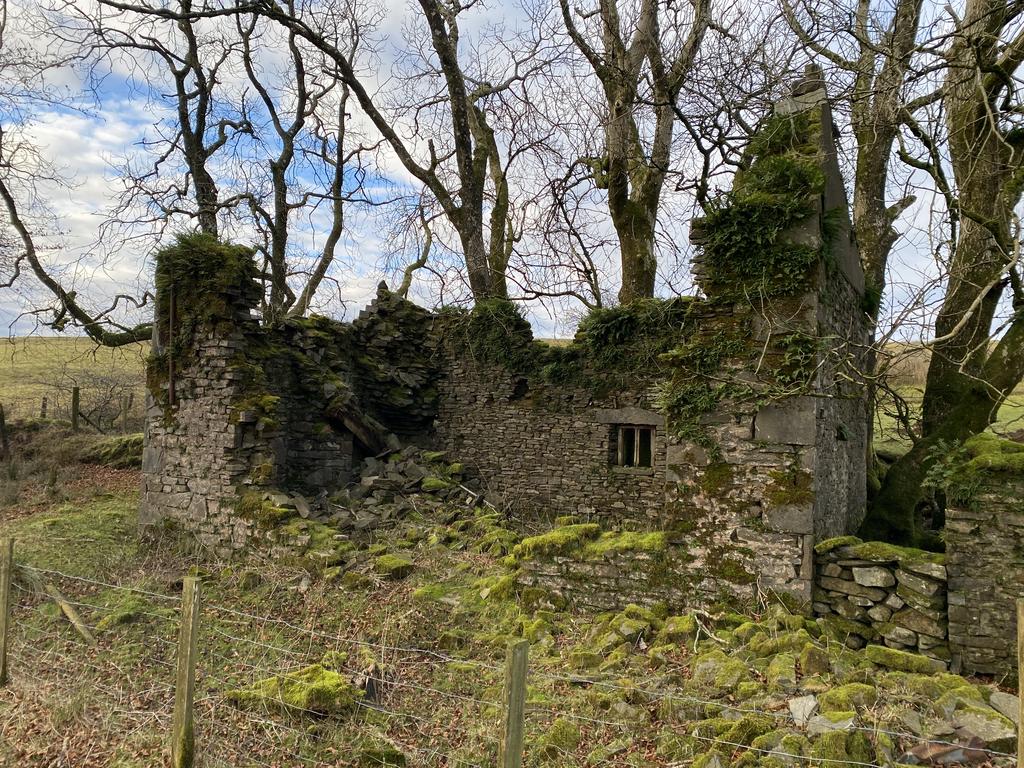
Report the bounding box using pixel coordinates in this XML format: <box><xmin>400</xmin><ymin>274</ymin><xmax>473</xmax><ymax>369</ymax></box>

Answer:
<box><xmin>700</xmin><ymin>462</ymin><xmax>734</xmax><ymax>494</ymax></box>
<box><xmin>412</xmin><ymin>584</ymin><xmax>451</xmax><ymax>602</ymax></box>
<box><xmin>720</xmin><ymin>714</ymin><xmax>775</xmax><ymax>747</ymax></box>
<box><xmin>374</xmin><ymin>554</ymin><xmax>415</xmax><ymax>580</ymax></box>
<box><xmin>536</xmin><ymin>717</ymin><xmax>581</xmax><ymax>759</ymax></box>
<box><xmin>766</xmin><ymin>653</ymin><xmax>798</xmax><ymax>690</ymax></box>
<box><xmin>510</xmin><ymin>523</ymin><xmax>601</xmax><ymax>561</ymax></box>
<box><xmin>582</xmin><ymin>531</ymin><xmax>667</xmax><ymax>558</ymax></box>
<box><xmin>95</xmin><ymin>593</ymin><xmax>161</xmax><ymax>631</ymax></box>
<box><xmin>657</xmin><ymin>614</ymin><xmax>699</xmax><ymax>646</ymax></box>
<box><xmin>690</xmin><ymin>649</ymin><xmax>748</xmax><ymax>693</ymax></box>
<box><xmin>818</xmin><ymin>615</ymin><xmax>876</xmax><ymax>645</ymax></box>
<box><xmin>226</xmin><ymin>664</ymin><xmax>362</xmax><ymax>715</ymax></box>
<box><xmin>863</xmin><ymin>644</ymin><xmax>944</xmax><ymax>674</ymax></box>
<box><xmin>80</xmin><ymin>433</ymin><xmax>144</xmax><ymax>469</ymax></box>
<box><xmin>840</xmin><ymin>540</ymin><xmax>944</xmax><ymax>567</ymax></box>
<box><xmin>765</xmin><ymin>467</ymin><xmax>814</xmax><ymax>506</ymax></box>
<box><xmin>799</xmin><ymin>643</ymin><xmax>831</xmax><ymax>677</ymax></box>
<box><xmin>747</xmin><ymin>629</ymin><xmax>813</xmax><ymax>657</ymax></box>
<box><xmin>818</xmin><ymin>683</ymin><xmax>877</xmax><ymax>713</ymax></box>
<box><xmin>814</xmin><ymin>536</ymin><xmax>861</xmax><ymax>555</ymax></box>
<box><xmin>420</xmin><ymin>476</ymin><xmax>453</xmax><ymax>492</ymax></box>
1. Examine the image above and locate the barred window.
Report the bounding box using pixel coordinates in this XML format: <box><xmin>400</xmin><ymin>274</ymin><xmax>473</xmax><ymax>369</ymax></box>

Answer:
<box><xmin>616</xmin><ymin>425</ymin><xmax>654</xmax><ymax>468</ymax></box>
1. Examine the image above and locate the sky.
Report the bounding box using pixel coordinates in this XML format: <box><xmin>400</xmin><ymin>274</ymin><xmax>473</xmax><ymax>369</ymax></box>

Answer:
<box><xmin>0</xmin><ymin>0</ymin><xmax>968</xmax><ymax>345</ymax></box>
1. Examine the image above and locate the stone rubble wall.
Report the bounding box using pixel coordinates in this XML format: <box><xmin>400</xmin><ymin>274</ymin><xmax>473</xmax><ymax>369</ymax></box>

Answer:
<box><xmin>142</xmin><ymin>327</ymin><xmax>278</xmax><ymax>559</ymax></box>
<box><xmin>516</xmin><ymin>547</ymin><xmax>692</xmax><ymax>613</ymax></box>
<box><xmin>811</xmin><ymin>538</ymin><xmax>949</xmax><ymax>665</ymax></box>
<box><xmin>432</xmin><ymin>357</ymin><xmax>667</xmax><ymax>525</ymax></box>
<box><xmin>946</xmin><ymin>480</ymin><xmax>1024</xmax><ymax>676</ymax></box>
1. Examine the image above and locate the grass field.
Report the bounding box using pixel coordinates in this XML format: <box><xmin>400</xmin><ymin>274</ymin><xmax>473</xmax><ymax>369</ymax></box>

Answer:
<box><xmin>0</xmin><ymin>337</ymin><xmax>148</xmax><ymax>427</ymax></box>
<box><xmin>0</xmin><ymin>427</ymin><xmax>1019</xmax><ymax>767</ymax></box>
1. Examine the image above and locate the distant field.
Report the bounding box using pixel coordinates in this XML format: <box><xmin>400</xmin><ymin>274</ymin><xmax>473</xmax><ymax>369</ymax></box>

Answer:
<box><xmin>1</xmin><ymin>335</ymin><xmax>1021</xmax><ymax>449</ymax></box>
<box><xmin>0</xmin><ymin>336</ymin><xmax>148</xmax><ymax>427</ymax></box>
<box><xmin>873</xmin><ymin>344</ymin><xmax>1024</xmax><ymax>452</ymax></box>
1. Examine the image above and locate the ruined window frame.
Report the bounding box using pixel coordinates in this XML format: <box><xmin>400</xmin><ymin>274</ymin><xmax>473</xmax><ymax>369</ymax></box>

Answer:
<box><xmin>614</xmin><ymin>425</ymin><xmax>655</xmax><ymax>469</ymax></box>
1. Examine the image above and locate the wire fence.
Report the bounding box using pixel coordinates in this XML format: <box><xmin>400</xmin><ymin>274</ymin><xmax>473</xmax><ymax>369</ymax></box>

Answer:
<box><xmin>0</xmin><ymin>557</ymin><xmax>1019</xmax><ymax>768</ymax></box>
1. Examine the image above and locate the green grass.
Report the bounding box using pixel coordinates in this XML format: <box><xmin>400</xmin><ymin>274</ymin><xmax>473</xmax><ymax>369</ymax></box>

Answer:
<box><xmin>0</xmin><ymin>336</ymin><xmax>148</xmax><ymax>422</ymax></box>
<box><xmin>874</xmin><ymin>385</ymin><xmax>1024</xmax><ymax>454</ymax></box>
<box><xmin>2</xmin><ymin>494</ymin><xmax>141</xmax><ymax>580</ymax></box>
<box><xmin>0</xmin><ymin>450</ymin><xmax>1011</xmax><ymax>768</ymax></box>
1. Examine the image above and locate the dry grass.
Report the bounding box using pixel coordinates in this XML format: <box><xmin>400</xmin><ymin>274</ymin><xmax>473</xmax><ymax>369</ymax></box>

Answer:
<box><xmin>0</xmin><ymin>336</ymin><xmax>148</xmax><ymax>427</ymax></box>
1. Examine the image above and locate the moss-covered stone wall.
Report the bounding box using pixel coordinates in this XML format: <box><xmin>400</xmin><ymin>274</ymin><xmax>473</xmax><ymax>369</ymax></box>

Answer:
<box><xmin>943</xmin><ymin>435</ymin><xmax>1024</xmax><ymax>676</ymax></box>
<box><xmin>141</xmin><ymin>87</ymin><xmax>872</xmax><ymax>617</ymax></box>
<box><xmin>812</xmin><ymin>537</ymin><xmax>949</xmax><ymax>665</ymax></box>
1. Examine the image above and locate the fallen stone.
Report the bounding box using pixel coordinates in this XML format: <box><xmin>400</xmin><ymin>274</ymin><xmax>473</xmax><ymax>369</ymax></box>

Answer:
<box><xmin>989</xmin><ymin>691</ymin><xmax>1020</xmax><ymax>726</ymax></box>
<box><xmin>788</xmin><ymin>695</ymin><xmax>818</xmax><ymax>728</ymax></box>
<box><xmin>807</xmin><ymin>712</ymin><xmax>854</xmax><ymax>735</ymax></box>
<box><xmin>954</xmin><ymin>708</ymin><xmax>1017</xmax><ymax>752</ymax></box>
<box><xmin>863</xmin><ymin>644</ymin><xmax>945</xmax><ymax>673</ymax></box>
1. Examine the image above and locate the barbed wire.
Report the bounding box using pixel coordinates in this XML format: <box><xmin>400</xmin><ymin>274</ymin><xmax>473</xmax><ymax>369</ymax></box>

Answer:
<box><xmin>4</xmin><ymin>564</ymin><xmax>1018</xmax><ymax>764</ymax></box>
<box><xmin>17</xmin><ymin>565</ymin><xmax>182</xmax><ymax>602</ymax></box>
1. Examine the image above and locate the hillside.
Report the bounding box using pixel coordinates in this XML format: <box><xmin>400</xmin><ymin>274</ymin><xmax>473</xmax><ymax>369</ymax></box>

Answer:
<box><xmin>0</xmin><ymin>426</ymin><xmax>1017</xmax><ymax>767</ymax></box>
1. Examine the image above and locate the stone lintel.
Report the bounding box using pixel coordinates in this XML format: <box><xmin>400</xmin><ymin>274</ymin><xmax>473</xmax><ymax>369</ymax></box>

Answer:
<box><xmin>594</xmin><ymin>407</ymin><xmax>664</xmax><ymax>427</ymax></box>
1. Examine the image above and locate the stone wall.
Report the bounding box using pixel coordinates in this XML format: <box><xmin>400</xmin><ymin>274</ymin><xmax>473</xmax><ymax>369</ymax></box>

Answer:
<box><xmin>946</xmin><ymin>474</ymin><xmax>1024</xmax><ymax>676</ymax></box>
<box><xmin>433</xmin><ymin>357</ymin><xmax>667</xmax><ymax>525</ymax></box>
<box><xmin>812</xmin><ymin>537</ymin><xmax>949</xmax><ymax>664</ymax></box>
<box><xmin>141</xmin><ymin>90</ymin><xmax>872</xmax><ymax>616</ymax></box>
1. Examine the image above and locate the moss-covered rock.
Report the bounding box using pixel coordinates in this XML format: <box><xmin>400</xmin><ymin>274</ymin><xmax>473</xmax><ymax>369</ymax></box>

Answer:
<box><xmin>657</xmin><ymin>614</ymin><xmax>699</xmax><ymax>646</ymax></box>
<box><xmin>767</xmin><ymin>653</ymin><xmax>798</xmax><ymax>691</ymax></box>
<box><xmin>799</xmin><ymin>643</ymin><xmax>830</xmax><ymax>677</ymax></box>
<box><xmin>535</xmin><ymin>717</ymin><xmax>581</xmax><ymax>760</ymax></box>
<box><xmin>374</xmin><ymin>554</ymin><xmax>415</xmax><ymax>579</ymax></box>
<box><xmin>226</xmin><ymin>664</ymin><xmax>362</xmax><ymax>715</ymax></box>
<box><xmin>818</xmin><ymin>683</ymin><xmax>877</xmax><ymax>713</ymax></box>
<box><xmin>582</xmin><ymin>531</ymin><xmax>666</xmax><ymax>558</ymax></box>
<box><xmin>510</xmin><ymin>524</ymin><xmax>601</xmax><ymax>561</ymax></box>
<box><xmin>862</xmin><ymin>644</ymin><xmax>944</xmax><ymax>673</ymax></box>
<box><xmin>690</xmin><ymin>649</ymin><xmax>749</xmax><ymax>694</ymax></box>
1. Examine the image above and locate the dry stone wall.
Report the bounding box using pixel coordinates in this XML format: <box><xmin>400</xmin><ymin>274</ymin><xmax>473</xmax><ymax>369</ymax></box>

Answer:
<box><xmin>946</xmin><ymin>476</ymin><xmax>1024</xmax><ymax>676</ymax></box>
<box><xmin>812</xmin><ymin>537</ymin><xmax>949</xmax><ymax>664</ymax></box>
<box><xmin>433</xmin><ymin>358</ymin><xmax>667</xmax><ymax>525</ymax></box>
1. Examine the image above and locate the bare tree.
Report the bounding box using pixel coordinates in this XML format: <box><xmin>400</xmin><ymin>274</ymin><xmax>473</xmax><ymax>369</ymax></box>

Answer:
<box><xmin>558</xmin><ymin>0</ymin><xmax>712</xmax><ymax>304</ymax></box>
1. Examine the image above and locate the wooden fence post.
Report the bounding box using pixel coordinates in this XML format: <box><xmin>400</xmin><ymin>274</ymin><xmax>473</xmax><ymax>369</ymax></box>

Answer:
<box><xmin>499</xmin><ymin>639</ymin><xmax>529</xmax><ymax>768</ymax></box>
<box><xmin>1017</xmin><ymin>598</ymin><xmax>1023</xmax><ymax>765</ymax></box>
<box><xmin>40</xmin><ymin>396</ymin><xmax>47</xmax><ymax>419</ymax></box>
<box><xmin>71</xmin><ymin>387</ymin><xmax>80</xmax><ymax>432</ymax></box>
<box><xmin>171</xmin><ymin>576</ymin><xmax>200</xmax><ymax>768</ymax></box>
<box><xmin>0</xmin><ymin>404</ymin><xmax>8</xmax><ymax>461</ymax></box>
<box><xmin>120</xmin><ymin>396</ymin><xmax>130</xmax><ymax>433</ymax></box>
<box><xmin>0</xmin><ymin>538</ymin><xmax>13</xmax><ymax>687</ymax></box>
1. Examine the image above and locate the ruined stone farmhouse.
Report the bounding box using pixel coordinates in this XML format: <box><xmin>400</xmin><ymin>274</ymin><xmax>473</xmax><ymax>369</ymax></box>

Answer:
<box><xmin>140</xmin><ymin>87</ymin><xmax>1024</xmax><ymax>677</ymax></box>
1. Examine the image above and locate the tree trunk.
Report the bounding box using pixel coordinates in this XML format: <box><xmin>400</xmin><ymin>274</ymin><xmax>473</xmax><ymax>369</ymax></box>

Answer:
<box><xmin>616</xmin><ymin>216</ymin><xmax>657</xmax><ymax>304</ymax></box>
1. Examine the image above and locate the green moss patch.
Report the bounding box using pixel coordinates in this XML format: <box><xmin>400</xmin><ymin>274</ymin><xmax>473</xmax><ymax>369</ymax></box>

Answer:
<box><xmin>226</xmin><ymin>664</ymin><xmax>362</xmax><ymax>715</ymax></box>
<box><xmin>862</xmin><ymin>644</ymin><xmax>945</xmax><ymax>674</ymax></box>
<box><xmin>79</xmin><ymin>434</ymin><xmax>144</xmax><ymax>469</ymax></box>
<box><xmin>510</xmin><ymin>524</ymin><xmax>600</xmax><ymax>561</ymax></box>
<box><xmin>581</xmin><ymin>531</ymin><xmax>667</xmax><ymax>558</ymax></box>
<box><xmin>374</xmin><ymin>554</ymin><xmax>415</xmax><ymax>580</ymax></box>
